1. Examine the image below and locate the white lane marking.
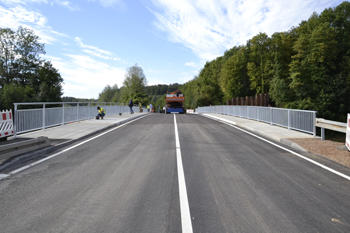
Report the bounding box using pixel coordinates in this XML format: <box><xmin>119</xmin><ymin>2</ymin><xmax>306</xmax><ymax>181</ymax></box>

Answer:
<box><xmin>0</xmin><ymin>174</ymin><xmax>9</xmax><ymax>179</ymax></box>
<box><xmin>174</xmin><ymin>114</ymin><xmax>193</xmax><ymax>233</ymax></box>
<box><xmin>203</xmin><ymin>114</ymin><xmax>350</xmax><ymax>182</ymax></box>
<box><xmin>0</xmin><ymin>115</ymin><xmax>149</xmax><ymax>180</ymax></box>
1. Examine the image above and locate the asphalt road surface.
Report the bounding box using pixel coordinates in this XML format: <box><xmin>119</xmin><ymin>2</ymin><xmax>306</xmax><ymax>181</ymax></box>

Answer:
<box><xmin>1</xmin><ymin>114</ymin><xmax>350</xmax><ymax>233</ymax></box>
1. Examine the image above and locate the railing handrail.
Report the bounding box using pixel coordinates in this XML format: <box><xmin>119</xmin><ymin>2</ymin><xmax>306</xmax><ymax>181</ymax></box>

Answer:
<box><xmin>13</xmin><ymin>102</ymin><xmax>146</xmax><ymax>137</ymax></box>
<box><xmin>195</xmin><ymin>105</ymin><xmax>317</xmax><ymax>136</ymax></box>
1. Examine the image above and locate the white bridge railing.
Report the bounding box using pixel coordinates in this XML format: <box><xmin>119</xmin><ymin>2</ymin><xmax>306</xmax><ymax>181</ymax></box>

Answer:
<box><xmin>13</xmin><ymin>102</ymin><xmax>145</xmax><ymax>137</ymax></box>
<box><xmin>196</xmin><ymin>105</ymin><xmax>317</xmax><ymax>136</ymax></box>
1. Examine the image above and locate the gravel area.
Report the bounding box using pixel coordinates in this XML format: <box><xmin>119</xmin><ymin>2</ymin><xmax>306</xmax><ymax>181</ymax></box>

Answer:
<box><xmin>288</xmin><ymin>138</ymin><xmax>350</xmax><ymax>168</ymax></box>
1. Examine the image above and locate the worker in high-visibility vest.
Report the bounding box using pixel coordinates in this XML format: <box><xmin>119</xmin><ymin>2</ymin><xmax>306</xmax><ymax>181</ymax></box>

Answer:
<box><xmin>97</xmin><ymin>106</ymin><xmax>105</xmax><ymax>119</ymax></box>
<box><xmin>147</xmin><ymin>105</ymin><xmax>150</xmax><ymax>113</ymax></box>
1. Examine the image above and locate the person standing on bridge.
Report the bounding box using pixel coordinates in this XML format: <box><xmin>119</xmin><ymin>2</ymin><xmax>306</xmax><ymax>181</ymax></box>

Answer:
<box><xmin>97</xmin><ymin>106</ymin><xmax>105</xmax><ymax>119</ymax></box>
<box><xmin>128</xmin><ymin>99</ymin><xmax>134</xmax><ymax>114</ymax></box>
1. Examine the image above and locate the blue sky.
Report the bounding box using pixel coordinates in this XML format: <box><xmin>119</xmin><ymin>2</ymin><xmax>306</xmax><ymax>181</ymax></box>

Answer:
<box><xmin>0</xmin><ymin>0</ymin><xmax>343</xmax><ymax>99</ymax></box>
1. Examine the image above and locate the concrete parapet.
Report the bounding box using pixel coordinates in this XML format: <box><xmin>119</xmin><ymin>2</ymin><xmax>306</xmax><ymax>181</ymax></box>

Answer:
<box><xmin>0</xmin><ymin>137</ymin><xmax>51</xmax><ymax>161</ymax></box>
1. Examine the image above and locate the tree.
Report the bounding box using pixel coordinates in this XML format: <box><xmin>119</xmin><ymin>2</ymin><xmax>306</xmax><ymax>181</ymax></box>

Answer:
<box><xmin>0</xmin><ymin>26</ymin><xmax>63</xmax><ymax>109</ymax></box>
<box><xmin>98</xmin><ymin>84</ymin><xmax>119</xmax><ymax>102</ymax></box>
<box><xmin>122</xmin><ymin>64</ymin><xmax>147</xmax><ymax>101</ymax></box>
<box><xmin>289</xmin><ymin>15</ymin><xmax>337</xmax><ymax>111</ymax></box>
<box><xmin>247</xmin><ymin>33</ymin><xmax>272</xmax><ymax>94</ymax></box>
<box><xmin>220</xmin><ymin>46</ymin><xmax>252</xmax><ymax>100</ymax></box>
<box><xmin>0</xmin><ymin>28</ymin><xmax>16</xmax><ymax>86</ymax></box>
<box><xmin>33</xmin><ymin>61</ymin><xmax>63</xmax><ymax>102</ymax></box>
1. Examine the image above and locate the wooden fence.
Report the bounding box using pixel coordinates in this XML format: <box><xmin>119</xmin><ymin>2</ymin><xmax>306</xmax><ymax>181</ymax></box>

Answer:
<box><xmin>226</xmin><ymin>93</ymin><xmax>270</xmax><ymax>107</ymax></box>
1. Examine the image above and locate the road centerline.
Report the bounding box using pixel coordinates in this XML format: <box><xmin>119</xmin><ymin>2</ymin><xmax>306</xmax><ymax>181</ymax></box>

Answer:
<box><xmin>174</xmin><ymin>114</ymin><xmax>193</xmax><ymax>233</ymax></box>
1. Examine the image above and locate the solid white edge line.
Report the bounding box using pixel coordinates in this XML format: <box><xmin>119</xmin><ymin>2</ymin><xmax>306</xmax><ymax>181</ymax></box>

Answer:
<box><xmin>0</xmin><ymin>115</ymin><xmax>149</xmax><ymax>180</ymax></box>
<box><xmin>174</xmin><ymin>114</ymin><xmax>193</xmax><ymax>233</ymax></box>
<box><xmin>202</xmin><ymin>114</ymin><xmax>350</xmax><ymax>182</ymax></box>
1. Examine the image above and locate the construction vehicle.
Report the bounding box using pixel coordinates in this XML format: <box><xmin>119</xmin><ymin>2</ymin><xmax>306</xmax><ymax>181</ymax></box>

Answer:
<box><xmin>165</xmin><ymin>90</ymin><xmax>185</xmax><ymax>114</ymax></box>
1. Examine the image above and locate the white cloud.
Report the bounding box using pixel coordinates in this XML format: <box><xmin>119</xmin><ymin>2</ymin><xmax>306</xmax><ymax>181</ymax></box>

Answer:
<box><xmin>184</xmin><ymin>61</ymin><xmax>204</xmax><ymax>69</ymax></box>
<box><xmin>0</xmin><ymin>5</ymin><xmax>68</xmax><ymax>44</ymax></box>
<box><xmin>75</xmin><ymin>37</ymin><xmax>111</xmax><ymax>55</ymax></box>
<box><xmin>87</xmin><ymin>0</ymin><xmax>127</xmax><ymax>9</ymax></box>
<box><xmin>48</xmin><ymin>54</ymin><xmax>127</xmax><ymax>98</ymax></box>
<box><xmin>0</xmin><ymin>3</ymin><xmax>129</xmax><ymax>98</ymax></box>
<box><xmin>53</xmin><ymin>0</ymin><xmax>80</xmax><ymax>11</ymax></box>
<box><xmin>148</xmin><ymin>0</ymin><xmax>343</xmax><ymax>61</ymax></box>
<box><xmin>74</xmin><ymin>37</ymin><xmax>126</xmax><ymax>63</ymax></box>
<box><xmin>0</xmin><ymin>0</ymin><xmax>48</xmax><ymax>5</ymax></box>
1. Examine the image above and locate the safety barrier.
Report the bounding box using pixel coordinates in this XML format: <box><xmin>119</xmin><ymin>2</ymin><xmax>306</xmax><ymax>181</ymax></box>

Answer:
<box><xmin>315</xmin><ymin>118</ymin><xmax>347</xmax><ymax>141</ymax></box>
<box><xmin>195</xmin><ymin>105</ymin><xmax>317</xmax><ymax>136</ymax></box>
<box><xmin>0</xmin><ymin>109</ymin><xmax>14</xmax><ymax>138</ymax></box>
<box><xmin>346</xmin><ymin>114</ymin><xmax>350</xmax><ymax>151</ymax></box>
<box><xmin>13</xmin><ymin>102</ymin><xmax>147</xmax><ymax>137</ymax></box>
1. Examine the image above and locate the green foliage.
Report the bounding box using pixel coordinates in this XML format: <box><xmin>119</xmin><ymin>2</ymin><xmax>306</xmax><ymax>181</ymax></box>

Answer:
<box><xmin>122</xmin><ymin>64</ymin><xmax>147</xmax><ymax>101</ymax></box>
<box><xmin>132</xmin><ymin>93</ymin><xmax>149</xmax><ymax>106</ymax></box>
<box><xmin>178</xmin><ymin>1</ymin><xmax>350</xmax><ymax>121</ymax></box>
<box><xmin>0</xmin><ymin>26</ymin><xmax>62</xmax><ymax>109</ymax></box>
<box><xmin>155</xmin><ymin>95</ymin><xmax>166</xmax><ymax>109</ymax></box>
<box><xmin>98</xmin><ymin>84</ymin><xmax>119</xmax><ymax>102</ymax></box>
<box><xmin>0</xmin><ymin>83</ymin><xmax>35</xmax><ymax>109</ymax></box>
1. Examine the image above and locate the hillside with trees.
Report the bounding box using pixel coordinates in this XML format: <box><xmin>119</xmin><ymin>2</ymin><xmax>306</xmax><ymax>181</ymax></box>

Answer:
<box><xmin>181</xmin><ymin>1</ymin><xmax>350</xmax><ymax>122</ymax></box>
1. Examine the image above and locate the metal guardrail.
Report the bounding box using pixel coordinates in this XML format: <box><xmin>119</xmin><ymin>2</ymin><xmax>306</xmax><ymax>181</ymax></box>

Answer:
<box><xmin>196</xmin><ymin>105</ymin><xmax>317</xmax><ymax>136</ymax></box>
<box><xmin>13</xmin><ymin>102</ymin><xmax>146</xmax><ymax>137</ymax></box>
<box><xmin>316</xmin><ymin>118</ymin><xmax>347</xmax><ymax>141</ymax></box>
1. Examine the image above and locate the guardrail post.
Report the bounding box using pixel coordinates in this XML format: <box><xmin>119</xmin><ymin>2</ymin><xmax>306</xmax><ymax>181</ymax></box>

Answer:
<box><xmin>313</xmin><ymin>111</ymin><xmax>317</xmax><ymax>137</ymax></box>
<box><xmin>43</xmin><ymin>103</ymin><xmax>46</xmax><ymax>130</ymax></box>
<box><xmin>321</xmin><ymin>128</ymin><xmax>325</xmax><ymax>140</ymax></box>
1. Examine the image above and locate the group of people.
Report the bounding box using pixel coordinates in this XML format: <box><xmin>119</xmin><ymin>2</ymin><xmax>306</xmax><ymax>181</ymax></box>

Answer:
<box><xmin>96</xmin><ymin>99</ymin><xmax>154</xmax><ymax>120</ymax></box>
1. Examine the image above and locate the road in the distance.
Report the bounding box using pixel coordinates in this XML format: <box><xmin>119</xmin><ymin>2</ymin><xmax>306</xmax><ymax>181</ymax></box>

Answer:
<box><xmin>0</xmin><ymin>114</ymin><xmax>350</xmax><ymax>232</ymax></box>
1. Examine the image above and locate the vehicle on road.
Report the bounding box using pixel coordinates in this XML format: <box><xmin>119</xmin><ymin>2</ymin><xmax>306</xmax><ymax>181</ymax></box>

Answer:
<box><xmin>165</xmin><ymin>90</ymin><xmax>185</xmax><ymax>114</ymax></box>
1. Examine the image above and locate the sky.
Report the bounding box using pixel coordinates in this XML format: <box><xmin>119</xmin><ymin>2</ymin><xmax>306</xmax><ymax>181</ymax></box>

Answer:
<box><xmin>0</xmin><ymin>0</ymin><xmax>344</xmax><ymax>99</ymax></box>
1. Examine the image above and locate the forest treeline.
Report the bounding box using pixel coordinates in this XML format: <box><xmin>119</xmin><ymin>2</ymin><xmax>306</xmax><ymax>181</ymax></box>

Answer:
<box><xmin>179</xmin><ymin>1</ymin><xmax>350</xmax><ymax>121</ymax></box>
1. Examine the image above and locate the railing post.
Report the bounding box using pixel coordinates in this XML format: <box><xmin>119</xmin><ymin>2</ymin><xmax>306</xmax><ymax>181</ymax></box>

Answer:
<box><xmin>89</xmin><ymin>102</ymin><xmax>91</xmax><ymax>119</ymax></box>
<box><xmin>43</xmin><ymin>103</ymin><xmax>46</xmax><ymax>130</ymax></box>
<box><xmin>77</xmin><ymin>103</ymin><xmax>79</xmax><ymax>122</ymax></box>
<box><xmin>270</xmin><ymin>108</ymin><xmax>273</xmax><ymax>125</ymax></box>
<box><xmin>288</xmin><ymin>109</ymin><xmax>290</xmax><ymax>130</ymax></box>
<box><xmin>62</xmin><ymin>103</ymin><xmax>65</xmax><ymax>126</ymax></box>
<box><xmin>14</xmin><ymin>103</ymin><xmax>18</xmax><ymax>137</ymax></box>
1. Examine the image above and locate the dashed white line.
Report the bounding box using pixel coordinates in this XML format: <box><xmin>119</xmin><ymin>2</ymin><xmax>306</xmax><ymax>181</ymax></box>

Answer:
<box><xmin>174</xmin><ymin>114</ymin><xmax>193</xmax><ymax>233</ymax></box>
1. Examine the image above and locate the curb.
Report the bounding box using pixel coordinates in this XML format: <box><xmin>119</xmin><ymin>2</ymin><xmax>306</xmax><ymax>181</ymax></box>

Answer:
<box><xmin>201</xmin><ymin>113</ymin><xmax>309</xmax><ymax>153</ymax></box>
<box><xmin>0</xmin><ymin>113</ymin><xmax>148</xmax><ymax>172</ymax></box>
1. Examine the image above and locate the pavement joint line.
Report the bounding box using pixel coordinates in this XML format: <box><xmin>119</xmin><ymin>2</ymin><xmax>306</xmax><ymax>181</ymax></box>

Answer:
<box><xmin>174</xmin><ymin>114</ymin><xmax>193</xmax><ymax>233</ymax></box>
<box><xmin>0</xmin><ymin>115</ymin><xmax>148</xmax><ymax>180</ymax></box>
<box><xmin>202</xmin><ymin>114</ymin><xmax>350</xmax><ymax>182</ymax></box>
